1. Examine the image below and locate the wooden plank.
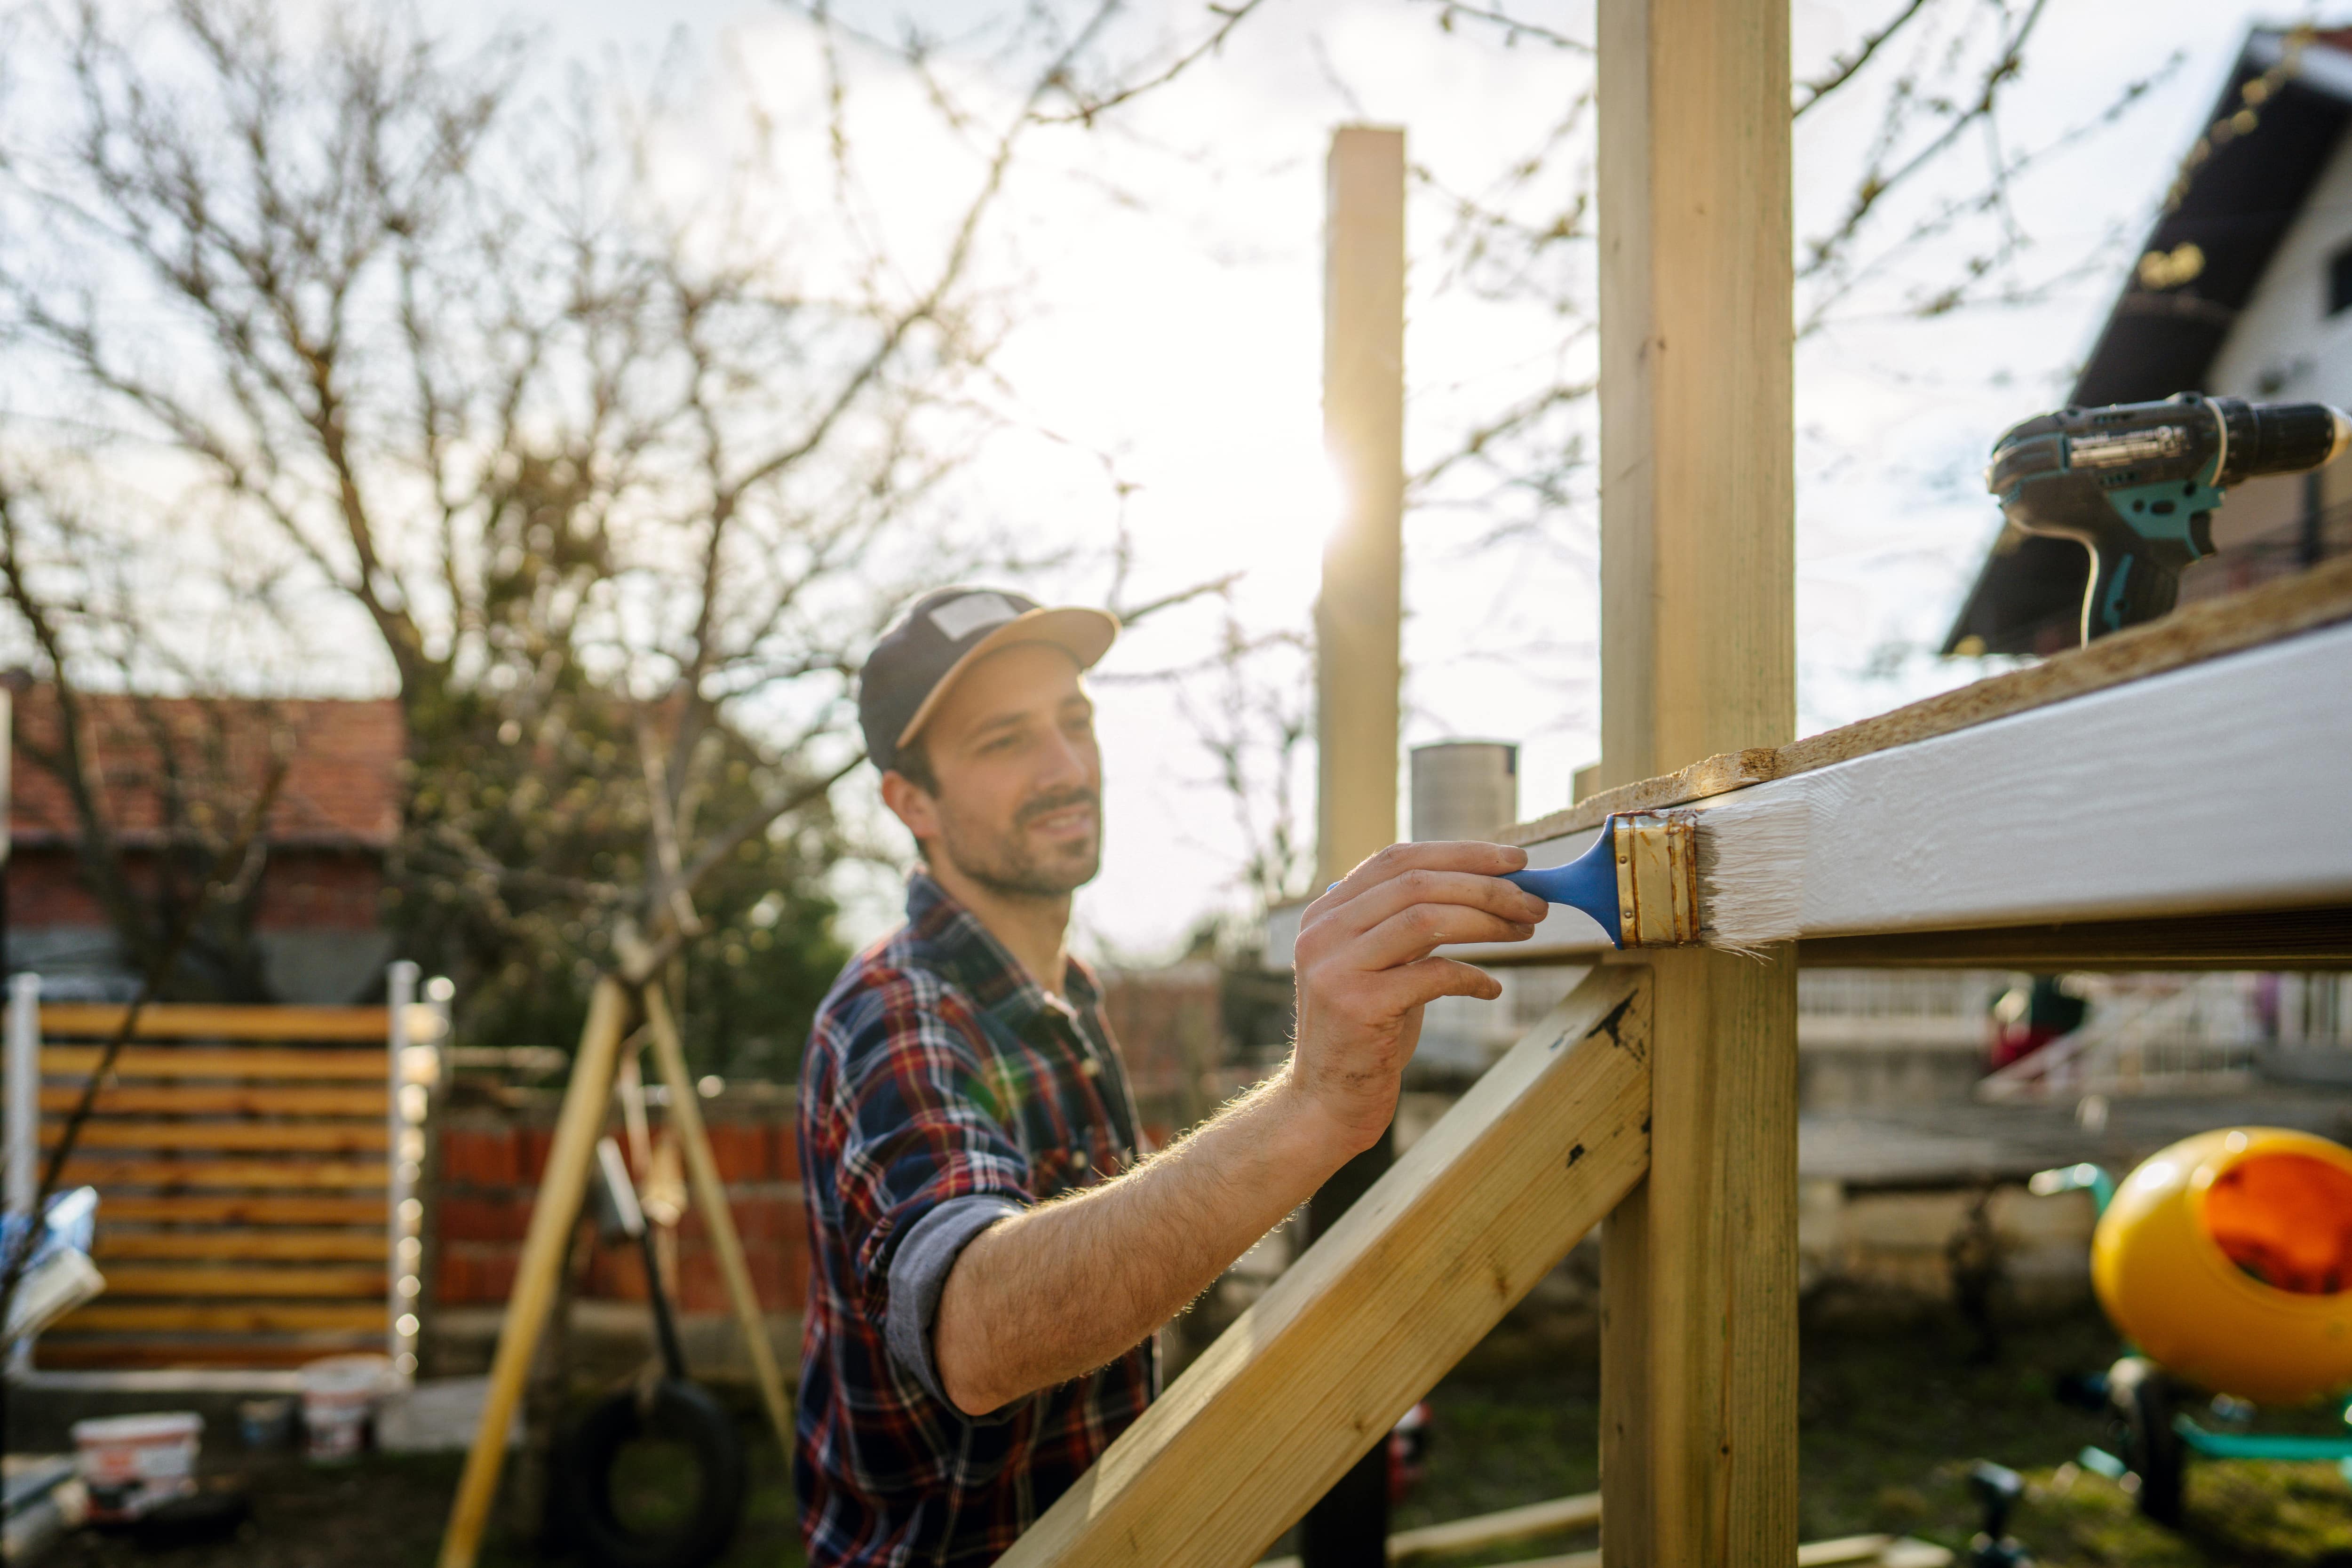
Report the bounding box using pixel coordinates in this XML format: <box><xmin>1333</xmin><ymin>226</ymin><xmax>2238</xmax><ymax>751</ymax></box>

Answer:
<box><xmin>1802</xmin><ymin>907</ymin><xmax>2352</xmax><ymax>971</ymax></box>
<box><xmin>40</xmin><ymin>1047</ymin><xmax>386</xmax><ymax>1080</ymax></box>
<box><xmin>95</xmin><ymin>1230</ymin><xmax>387</xmax><ymax>1262</ymax></box>
<box><xmin>32</xmin><ymin>1003</ymin><xmax>390</xmax><ymax>1041</ymax></box>
<box><xmin>32</xmin><ymin>1337</ymin><xmax>377</xmax><ymax>1369</ymax></box>
<box><xmin>95</xmin><ymin>1195</ymin><xmax>386</xmax><ymax>1226</ymax></box>
<box><xmin>55</xmin><ymin>1302</ymin><xmax>386</xmax><ymax>1333</ymax></box>
<box><xmin>1255</xmin><ymin>1491</ymin><xmax>1604</xmax><ymax>1568</ymax></box>
<box><xmin>999</xmin><ymin>968</ymin><xmax>1652</xmax><ymax>1568</ymax></box>
<box><xmin>1264</xmin><ymin>1533</ymin><xmax>1936</xmax><ymax>1568</ymax></box>
<box><xmin>1392</xmin><ymin>1493</ymin><xmax>1600</xmax><ymax>1560</ymax></box>
<box><xmin>1593</xmin><ymin>1</ymin><xmax>1797</xmax><ymax>1564</ymax></box>
<box><xmin>56</xmin><ymin>1159</ymin><xmax>389</xmax><ymax>1190</ymax></box>
<box><xmin>95</xmin><ymin>1265</ymin><xmax>387</xmax><ymax>1298</ymax></box>
<box><xmin>439</xmin><ymin>978</ymin><xmax>630</xmax><ymax>1568</ymax></box>
<box><xmin>1779</xmin><ymin>551</ymin><xmax>2352</xmax><ymax>777</ymax></box>
<box><xmin>39</xmin><ymin>1085</ymin><xmax>389</xmax><ymax>1116</ymax></box>
<box><xmin>1502</xmin><ymin>749</ymin><xmax>1778</xmax><ymax>847</ymax></box>
<box><xmin>43</xmin><ymin>1122</ymin><xmax>388</xmax><ymax>1154</ymax></box>
<box><xmin>1500</xmin><ymin>544</ymin><xmax>2352</xmax><ymax>849</ymax></box>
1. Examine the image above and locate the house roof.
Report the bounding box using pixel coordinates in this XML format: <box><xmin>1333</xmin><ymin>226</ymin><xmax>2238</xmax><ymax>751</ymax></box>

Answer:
<box><xmin>1942</xmin><ymin>28</ymin><xmax>2352</xmax><ymax>655</ymax></box>
<box><xmin>10</xmin><ymin>687</ymin><xmax>405</xmax><ymax>851</ymax></box>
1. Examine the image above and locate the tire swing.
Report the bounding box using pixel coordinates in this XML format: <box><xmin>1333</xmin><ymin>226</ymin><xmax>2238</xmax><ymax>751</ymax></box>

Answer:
<box><xmin>560</xmin><ymin>1138</ymin><xmax>748</xmax><ymax>1568</ymax></box>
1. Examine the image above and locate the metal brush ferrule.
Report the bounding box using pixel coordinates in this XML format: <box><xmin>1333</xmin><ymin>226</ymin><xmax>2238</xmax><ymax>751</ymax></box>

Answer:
<box><xmin>1612</xmin><ymin>811</ymin><xmax>1700</xmax><ymax>947</ymax></box>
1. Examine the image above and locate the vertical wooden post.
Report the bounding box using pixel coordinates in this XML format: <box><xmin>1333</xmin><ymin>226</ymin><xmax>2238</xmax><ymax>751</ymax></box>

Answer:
<box><xmin>1305</xmin><ymin>122</ymin><xmax>1406</xmax><ymax>1568</ymax></box>
<box><xmin>1594</xmin><ymin>1</ymin><xmax>1797</xmax><ymax>1565</ymax></box>
<box><xmin>1315</xmin><ymin>124</ymin><xmax>1406</xmax><ymax>889</ymax></box>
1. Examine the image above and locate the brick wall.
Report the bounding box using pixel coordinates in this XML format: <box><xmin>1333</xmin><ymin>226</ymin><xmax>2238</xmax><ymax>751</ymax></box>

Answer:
<box><xmin>1098</xmin><ymin>959</ymin><xmax>1231</xmax><ymax>1148</ymax></box>
<box><xmin>432</xmin><ymin>1100</ymin><xmax>806</xmax><ymax>1317</ymax></box>
<box><xmin>9</xmin><ymin>845</ymin><xmax>384</xmax><ymax>932</ymax></box>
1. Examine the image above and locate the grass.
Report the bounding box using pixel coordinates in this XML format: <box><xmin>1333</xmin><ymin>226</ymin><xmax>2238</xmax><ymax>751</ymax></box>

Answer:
<box><xmin>1389</xmin><ymin>1307</ymin><xmax>2352</xmax><ymax>1567</ymax></box>
<box><xmin>33</xmin><ymin>1308</ymin><xmax>2352</xmax><ymax>1565</ymax></box>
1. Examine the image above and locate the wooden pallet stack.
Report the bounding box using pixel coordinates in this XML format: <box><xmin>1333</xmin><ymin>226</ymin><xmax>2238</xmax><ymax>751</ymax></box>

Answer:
<box><xmin>26</xmin><ymin>1002</ymin><xmax>399</xmax><ymax>1372</ymax></box>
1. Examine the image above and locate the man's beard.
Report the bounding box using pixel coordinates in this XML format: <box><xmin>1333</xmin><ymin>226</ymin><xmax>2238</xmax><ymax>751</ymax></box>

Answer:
<box><xmin>934</xmin><ymin>786</ymin><xmax>1103</xmax><ymax>900</ymax></box>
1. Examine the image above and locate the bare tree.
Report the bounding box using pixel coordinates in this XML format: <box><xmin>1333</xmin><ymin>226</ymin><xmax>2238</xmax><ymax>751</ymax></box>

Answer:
<box><xmin>0</xmin><ymin>469</ymin><xmax>315</xmax><ymax>1000</ymax></box>
<box><xmin>1406</xmin><ymin>0</ymin><xmax>2184</xmax><ymax>551</ymax></box>
<box><xmin>0</xmin><ymin>0</ymin><xmax>1249</xmax><ymax>1057</ymax></box>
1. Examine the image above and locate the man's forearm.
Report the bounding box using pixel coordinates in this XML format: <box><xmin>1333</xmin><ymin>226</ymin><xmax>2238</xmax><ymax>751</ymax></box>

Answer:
<box><xmin>931</xmin><ymin>1069</ymin><xmax>1350</xmax><ymax>1416</ymax></box>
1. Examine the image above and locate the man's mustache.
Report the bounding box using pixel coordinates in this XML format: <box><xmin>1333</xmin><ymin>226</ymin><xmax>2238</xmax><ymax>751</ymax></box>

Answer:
<box><xmin>1016</xmin><ymin>788</ymin><xmax>1100</xmax><ymax>829</ymax></box>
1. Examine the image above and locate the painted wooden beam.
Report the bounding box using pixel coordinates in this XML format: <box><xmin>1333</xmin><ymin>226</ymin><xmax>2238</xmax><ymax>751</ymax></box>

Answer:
<box><xmin>1509</xmin><ymin>555</ymin><xmax>2352</xmax><ymax>852</ymax></box>
<box><xmin>1456</xmin><ymin>618</ymin><xmax>2352</xmax><ymax>963</ymax></box>
<box><xmin>998</xmin><ymin>967</ymin><xmax>1653</xmax><ymax>1568</ymax></box>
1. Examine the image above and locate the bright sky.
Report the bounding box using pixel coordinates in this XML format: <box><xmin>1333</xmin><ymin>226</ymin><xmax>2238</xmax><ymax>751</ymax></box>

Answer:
<box><xmin>52</xmin><ymin>0</ymin><xmax>2332</xmax><ymax>958</ymax></box>
<box><xmin>428</xmin><ymin>0</ymin><xmax>2324</xmax><ymax>958</ymax></box>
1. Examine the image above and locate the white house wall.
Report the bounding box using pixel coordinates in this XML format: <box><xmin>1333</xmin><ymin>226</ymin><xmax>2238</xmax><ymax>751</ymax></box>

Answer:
<box><xmin>2207</xmin><ymin>119</ymin><xmax>2352</xmax><ymax>406</ymax></box>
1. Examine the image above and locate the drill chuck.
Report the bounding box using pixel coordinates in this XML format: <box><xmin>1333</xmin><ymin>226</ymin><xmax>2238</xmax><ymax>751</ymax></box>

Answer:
<box><xmin>2215</xmin><ymin>400</ymin><xmax>2352</xmax><ymax>484</ymax></box>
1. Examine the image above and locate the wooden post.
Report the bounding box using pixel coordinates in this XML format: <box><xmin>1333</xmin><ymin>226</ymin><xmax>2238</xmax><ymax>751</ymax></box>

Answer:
<box><xmin>1594</xmin><ymin>0</ymin><xmax>1797</xmax><ymax>1564</ymax></box>
<box><xmin>642</xmin><ymin>984</ymin><xmax>795</xmax><ymax>1454</ymax></box>
<box><xmin>1315</xmin><ymin>124</ymin><xmax>1406</xmax><ymax>889</ymax></box>
<box><xmin>1306</xmin><ymin>122</ymin><xmax>1408</xmax><ymax>1568</ymax></box>
<box><xmin>438</xmin><ymin>977</ymin><xmax>630</xmax><ymax>1568</ymax></box>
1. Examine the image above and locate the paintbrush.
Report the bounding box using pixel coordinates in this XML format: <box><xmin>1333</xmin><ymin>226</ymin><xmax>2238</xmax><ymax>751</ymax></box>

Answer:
<box><xmin>1502</xmin><ymin>802</ymin><xmax>1803</xmax><ymax>952</ymax></box>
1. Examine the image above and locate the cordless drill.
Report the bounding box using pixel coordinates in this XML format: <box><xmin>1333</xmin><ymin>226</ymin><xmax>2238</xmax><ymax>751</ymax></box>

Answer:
<box><xmin>1983</xmin><ymin>393</ymin><xmax>2352</xmax><ymax>644</ymax></box>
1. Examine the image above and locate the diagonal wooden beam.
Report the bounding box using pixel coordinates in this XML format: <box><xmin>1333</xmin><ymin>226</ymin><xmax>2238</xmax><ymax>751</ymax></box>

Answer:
<box><xmin>999</xmin><ymin>966</ymin><xmax>1653</xmax><ymax>1568</ymax></box>
<box><xmin>641</xmin><ymin>984</ymin><xmax>795</xmax><ymax>1454</ymax></box>
<box><xmin>437</xmin><ymin>977</ymin><xmax>630</xmax><ymax>1568</ymax></box>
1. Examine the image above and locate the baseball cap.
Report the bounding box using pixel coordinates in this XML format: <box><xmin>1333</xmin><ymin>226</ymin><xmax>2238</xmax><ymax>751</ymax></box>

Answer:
<box><xmin>858</xmin><ymin>587</ymin><xmax>1120</xmax><ymax>775</ymax></box>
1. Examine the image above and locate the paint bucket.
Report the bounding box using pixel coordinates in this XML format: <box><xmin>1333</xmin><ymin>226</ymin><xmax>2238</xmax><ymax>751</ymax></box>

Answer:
<box><xmin>70</xmin><ymin>1411</ymin><xmax>201</xmax><ymax>1522</ymax></box>
<box><xmin>301</xmin><ymin>1354</ymin><xmax>391</xmax><ymax>1463</ymax></box>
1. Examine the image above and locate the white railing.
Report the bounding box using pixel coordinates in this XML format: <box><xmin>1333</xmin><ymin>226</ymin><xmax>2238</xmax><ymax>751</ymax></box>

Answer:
<box><xmin>1975</xmin><ymin>973</ymin><xmax>2350</xmax><ymax>1102</ymax></box>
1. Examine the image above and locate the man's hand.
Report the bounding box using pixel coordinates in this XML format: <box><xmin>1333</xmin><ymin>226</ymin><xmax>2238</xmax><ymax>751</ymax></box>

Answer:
<box><xmin>1285</xmin><ymin>841</ymin><xmax>1546</xmax><ymax>1158</ymax></box>
<box><xmin>929</xmin><ymin>840</ymin><xmax>1541</xmax><ymax>1417</ymax></box>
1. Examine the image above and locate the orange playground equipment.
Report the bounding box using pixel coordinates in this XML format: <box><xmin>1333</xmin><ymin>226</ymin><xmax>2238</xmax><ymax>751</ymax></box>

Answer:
<box><xmin>2034</xmin><ymin>1127</ymin><xmax>2352</xmax><ymax>1527</ymax></box>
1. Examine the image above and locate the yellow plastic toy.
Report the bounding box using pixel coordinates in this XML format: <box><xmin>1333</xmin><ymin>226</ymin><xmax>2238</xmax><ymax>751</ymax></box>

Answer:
<box><xmin>2091</xmin><ymin>1126</ymin><xmax>2352</xmax><ymax>1405</ymax></box>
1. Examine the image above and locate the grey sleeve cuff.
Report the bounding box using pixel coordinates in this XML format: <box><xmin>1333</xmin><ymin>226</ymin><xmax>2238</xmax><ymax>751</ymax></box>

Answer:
<box><xmin>884</xmin><ymin>1193</ymin><xmax>1025</xmax><ymax>1410</ymax></box>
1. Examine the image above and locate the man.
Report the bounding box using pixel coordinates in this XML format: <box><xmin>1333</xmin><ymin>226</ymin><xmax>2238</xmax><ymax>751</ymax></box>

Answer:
<box><xmin>795</xmin><ymin>586</ymin><xmax>1545</xmax><ymax>1566</ymax></box>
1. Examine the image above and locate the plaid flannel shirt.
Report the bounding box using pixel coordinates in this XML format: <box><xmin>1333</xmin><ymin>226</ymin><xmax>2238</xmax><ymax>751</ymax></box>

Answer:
<box><xmin>795</xmin><ymin>870</ymin><xmax>1158</xmax><ymax>1568</ymax></box>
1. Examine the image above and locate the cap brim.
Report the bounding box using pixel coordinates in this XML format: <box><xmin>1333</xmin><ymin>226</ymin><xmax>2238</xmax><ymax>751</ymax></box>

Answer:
<box><xmin>894</xmin><ymin>605</ymin><xmax>1121</xmax><ymax>752</ymax></box>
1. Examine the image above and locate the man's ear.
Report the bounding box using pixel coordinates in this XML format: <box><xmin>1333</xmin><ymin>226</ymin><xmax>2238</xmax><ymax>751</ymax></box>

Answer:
<box><xmin>879</xmin><ymin>768</ymin><xmax>941</xmax><ymax>844</ymax></box>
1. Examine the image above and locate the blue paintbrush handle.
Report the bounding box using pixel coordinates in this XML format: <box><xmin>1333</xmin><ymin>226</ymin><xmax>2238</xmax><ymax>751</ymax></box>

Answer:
<box><xmin>1501</xmin><ymin>826</ymin><xmax>1624</xmax><ymax>948</ymax></box>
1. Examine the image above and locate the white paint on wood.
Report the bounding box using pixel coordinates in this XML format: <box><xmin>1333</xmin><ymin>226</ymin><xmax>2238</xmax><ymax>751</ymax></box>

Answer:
<box><xmin>1453</xmin><ymin>620</ymin><xmax>2352</xmax><ymax>962</ymax></box>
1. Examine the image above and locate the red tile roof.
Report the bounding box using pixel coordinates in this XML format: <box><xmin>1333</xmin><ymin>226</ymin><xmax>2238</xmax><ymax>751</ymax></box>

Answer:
<box><xmin>10</xmin><ymin>687</ymin><xmax>405</xmax><ymax>850</ymax></box>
